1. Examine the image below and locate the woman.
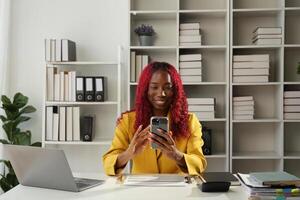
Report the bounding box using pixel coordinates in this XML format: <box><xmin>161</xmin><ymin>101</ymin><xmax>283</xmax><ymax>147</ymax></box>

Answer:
<box><xmin>103</xmin><ymin>62</ymin><xmax>207</xmax><ymax>175</ymax></box>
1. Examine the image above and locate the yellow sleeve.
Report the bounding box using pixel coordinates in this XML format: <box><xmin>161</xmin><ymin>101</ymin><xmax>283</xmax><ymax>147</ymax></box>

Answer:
<box><xmin>183</xmin><ymin>113</ymin><xmax>207</xmax><ymax>175</ymax></box>
<box><xmin>102</xmin><ymin>114</ymin><xmax>130</xmax><ymax>175</ymax></box>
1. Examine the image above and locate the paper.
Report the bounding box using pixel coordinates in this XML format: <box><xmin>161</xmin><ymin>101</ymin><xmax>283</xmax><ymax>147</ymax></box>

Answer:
<box><xmin>123</xmin><ymin>175</ymin><xmax>188</xmax><ymax>187</ymax></box>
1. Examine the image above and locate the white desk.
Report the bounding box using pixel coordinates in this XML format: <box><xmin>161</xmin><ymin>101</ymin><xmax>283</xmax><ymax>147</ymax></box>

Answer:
<box><xmin>0</xmin><ymin>174</ymin><xmax>249</xmax><ymax>200</ymax></box>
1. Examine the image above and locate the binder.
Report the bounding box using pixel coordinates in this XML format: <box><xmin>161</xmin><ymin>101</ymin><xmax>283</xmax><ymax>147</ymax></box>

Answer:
<box><xmin>85</xmin><ymin>77</ymin><xmax>95</xmax><ymax>101</ymax></box>
<box><xmin>76</xmin><ymin>76</ymin><xmax>85</xmax><ymax>101</ymax></box>
<box><xmin>95</xmin><ymin>77</ymin><xmax>106</xmax><ymax>102</ymax></box>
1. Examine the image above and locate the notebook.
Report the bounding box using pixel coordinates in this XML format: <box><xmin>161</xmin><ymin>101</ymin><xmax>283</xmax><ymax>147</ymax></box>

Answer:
<box><xmin>199</xmin><ymin>172</ymin><xmax>241</xmax><ymax>186</ymax></box>
<box><xmin>250</xmin><ymin>171</ymin><xmax>300</xmax><ymax>186</ymax></box>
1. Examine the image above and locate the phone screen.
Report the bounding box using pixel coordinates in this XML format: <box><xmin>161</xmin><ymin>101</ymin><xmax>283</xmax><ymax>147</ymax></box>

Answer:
<box><xmin>150</xmin><ymin>117</ymin><xmax>169</xmax><ymax>149</ymax></box>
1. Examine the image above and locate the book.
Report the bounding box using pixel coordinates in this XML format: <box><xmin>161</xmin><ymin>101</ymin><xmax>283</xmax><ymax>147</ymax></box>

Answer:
<box><xmin>179</xmin><ymin>29</ymin><xmax>200</xmax><ymax>36</ymax></box>
<box><xmin>66</xmin><ymin>107</ymin><xmax>73</xmax><ymax>141</ymax></box>
<box><xmin>50</xmin><ymin>39</ymin><xmax>55</xmax><ymax>62</ymax></box>
<box><xmin>199</xmin><ymin>172</ymin><xmax>240</xmax><ymax>186</ymax></box>
<box><xmin>179</xmin><ymin>68</ymin><xmax>202</xmax><ymax>76</ymax></box>
<box><xmin>130</xmin><ymin>51</ymin><xmax>136</xmax><ymax>82</ymax></box>
<box><xmin>59</xmin><ymin>107</ymin><xmax>66</xmax><ymax>141</ymax></box>
<box><xmin>253</xmin><ymin>38</ymin><xmax>282</xmax><ymax>45</ymax></box>
<box><xmin>187</xmin><ymin>98</ymin><xmax>215</xmax><ymax>105</ymax></box>
<box><xmin>179</xmin><ymin>54</ymin><xmax>202</xmax><ymax>62</ymax></box>
<box><xmin>46</xmin><ymin>107</ymin><xmax>53</xmax><ymax>141</ymax></box>
<box><xmin>179</xmin><ymin>61</ymin><xmax>202</xmax><ymax>68</ymax></box>
<box><xmin>142</xmin><ymin>55</ymin><xmax>149</xmax><ymax>69</ymax></box>
<box><xmin>55</xmin><ymin>39</ymin><xmax>61</xmax><ymax>62</ymax></box>
<box><xmin>54</xmin><ymin>73</ymin><xmax>60</xmax><ymax>101</ymax></box>
<box><xmin>194</xmin><ymin>111</ymin><xmax>215</xmax><ymax>119</ymax></box>
<box><xmin>284</xmin><ymin>106</ymin><xmax>300</xmax><ymax>112</ymax></box>
<box><xmin>180</xmin><ymin>75</ymin><xmax>202</xmax><ymax>82</ymax></box>
<box><xmin>284</xmin><ymin>98</ymin><xmax>300</xmax><ymax>105</ymax></box>
<box><xmin>73</xmin><ymin>107</ymin><xmax>80</xmax><ymax>141</ymax></box>
<box><xmin>233</xmin><ymin>110</ymin><xmax>254</xmax><ymax>115</ymax></box>
<box><xmin>60</xmin><ymin>71</ymin><xmax>65</xmax><ymax>101</ymax></box>
<box><xmin>233</xmin><ymin>100</ymin><xmax>254</xmax><ymax>106</ymax></box>
<box><xmin>53</xmin><ymin>113</ymin><xmax>59</xmax><ymax>141</ymax></box>
<box><xmin>62</xmin><ymin>39</ymin><xmax>76</xmax><ymax>61</ymax></box>
<box><xmin>233</xmin><ymin>75</ymin><xmax>269</xmax><ymax>83</ymax></box>
<box><xmin>284</xmin><ymin>91</ymin><xmax>300</xmax><ymax>98</ymax></box>
<box><xmin>233</xmin><ymin>96</ymin><xmax>254</xmax><ymax>101</ymax></box>
<box><xmin>44</xmin><ymin>39</ymin><xmax>51</xmax><ymax>62</ymax></box>
<box><xmin>233</xmin><ymin>54</ymin><xmax>269</xmax><ymax>62</ymax></box>
<box><xmin>250</xmin><ymin>171</ymin><xmax>300</xmax><ymax>186</ymax></box>
<box><xmin>135</xmin><ymin>55</ymin><xmax>142</xmax><ymax>82</ymax></box>
<box><xmin>252</xmin><ymin>34</ymin><xmax>282</xmax><ymax>40</ymax></box>
<box><xmin>284</xmin><ymin>113</ymin><xmax>300</xmax><ymax>120</ymax></box>
<box><xmin>179</xmin><ymin>35</ymin><xmax>201</xmax><ymax>43</ymax></box>
<box><xmin>188</xmin><ymin>105</ymin><xmax>214</xmax><ymax>112</ymax></box>
<box><xmin>253</xmin><ymin>27</ymin><xmax>282</xmax><ymax>35</ymax></box>
<box><xmin>64</xmin><ymin>73</ymin><xmax>69</xmax><ymax>101</ymax></box>
<box><xmin>70</xmin><ymin>71</ymin><xmax>76</xmax><ymax>102</ymax></box>
<box><xmin>179</xmin><ymin>23</ymin><xmax>200</xmax><ymax>30</ymax></box>
<box><xmin>233</xmin><ymin>105</ymin><xmax>254</xmax><ymax>111</ymax></box>
<box><xmin>233</xmin><ymin>61</ymin><xmax>269</xmax><ymax>69</ymax></box>
<box><xmin>233</xmin><ymin>114</ymin><xmax>254</xmax><ymax>120</ymax></box>
<box><xmin>46</xmin><ymin>67</ymin><xmax>55</xmax><ymax>101</ymax></box>
<box><xmin>233</xmin><ymin>68</ymin><xmax>269</xmax><ymax>76</ymax></box>
<box><xmin>179</xmin><ymin>42</ymin><xmax>202</xmax><ymax>46</ymax></box>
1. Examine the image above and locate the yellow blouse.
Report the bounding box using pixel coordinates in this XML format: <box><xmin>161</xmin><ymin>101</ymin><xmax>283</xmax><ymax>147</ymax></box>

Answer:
<box><xmin>102</xmin><ymin>111</ymin><xmax>207</xmax><ymax>175</ymax></box>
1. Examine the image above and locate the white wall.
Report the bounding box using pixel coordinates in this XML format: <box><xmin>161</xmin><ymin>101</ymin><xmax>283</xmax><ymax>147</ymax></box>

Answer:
<box><xmin>7</xmin><ymin>0</ymin><xmax>129</xmax><ymax>172</ymax></box>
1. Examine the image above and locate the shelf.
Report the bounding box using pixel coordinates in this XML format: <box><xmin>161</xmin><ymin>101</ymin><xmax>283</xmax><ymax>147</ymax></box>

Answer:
<box><xmin>200</xmin><ymin>118</ymin><xmax>227</xmax><ymax>122</ymax></box>
<box><xmin>284</xmin><ymin>44</ymin><xmax>300</xmax><ymax>48</ymax></box>
<box><xmin>285</xmin><ymin>7</ymin><xmax>300</xmax><ymax>11</ymax></box>
<box><xmin>233</xmin><ymin>45</ymin><xmax>282</xmax><ymax>49</ymax></box>
<box><xmin>183</xmin><ymin>82</ymin><xmax>227</xmax><ymax>86</ymax></box>
<box><xmin>284</xmin><ymin>82</ymin><xmax>300</xmax><ymax>85</ymax></box>
<box><xmin>179</xmin><ymin>9</ymin><xmax>227</xmax><ymax>17</ymax></box>
<box><xmin>232</xmin><ymin>151</ymin><xmax>281</xmax><ymax>159</ymax></box>
<box><xmin>232</xmin><ymin>82</ymin><xmax>281</xmax><ymax>86</ymax></box>
<box><xmin>284</xmin><ymin>119</ymin><xmax>300</xmax><ymax>122</ymax></box>
<box><xmin>130</xmin><ymin>11</ymin><xmax>176</xmax><ymax>20</ymax></box>
<box><xmin>233</xmin><ymin>8</ymin><xmax>282</xmax><ymax>15</ymax></box>
<box><xmin>232</xmin><ymin>119</ymin><xmax>281</xmax><ymax>123</ymax></box>
<box><xmin>45</xmin><ymin>101</ymin><xmax>118</xmax><ymax>106</ymax></box>
<box><xmin>47</xmin><ymin>61</ymin><xmax>118</xmax><ymax>65</ymax></box>
<box><xmin>284</xmin><ymin>152</ymin><xmax>300</xmax><ymax>159</ymax></box>
<box><xmin>44</xmin><ymin>140</ymin><xmax>112</xmax><ymax>146</ymax></box>
<box><xmin>130</xmin><ymin>46</ymin><xmax>177</xmax><ymax>50</ymax></box>
<box><xmin>130</xmin><ymin>10</ymin><xmax>177</xmax><ymax>15</ymax></box>
<box><xmin>179</xmin><ymin>45</ymin><xmax>227</xmax><ymax>50</ymax></box>
<box><xmin>205</xmin><ymin>153</ymin><xmax>227</xmax><ymax>158</ymax></box>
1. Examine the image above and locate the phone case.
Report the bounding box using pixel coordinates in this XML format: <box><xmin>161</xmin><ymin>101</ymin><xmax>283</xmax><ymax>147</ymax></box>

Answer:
<box><xmin>150</xmin><ymin>117</ymin><xmax>169</xmax><ymax>149</ymax></box>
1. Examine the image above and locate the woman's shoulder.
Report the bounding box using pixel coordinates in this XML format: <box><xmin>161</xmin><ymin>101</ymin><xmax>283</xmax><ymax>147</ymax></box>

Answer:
<box><xmin>118</xmin><ymin>110</ymin><xmax>136</xmax><ymax>124</ymax></box>
<box><xmin>187</xmin><ymin>112</ymin><xmax>199</xmax><ymax>121</ymax></box>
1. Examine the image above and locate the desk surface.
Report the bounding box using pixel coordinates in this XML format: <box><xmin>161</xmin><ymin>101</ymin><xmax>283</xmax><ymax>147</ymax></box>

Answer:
<box><xmin>0</xmin><ymin>174</ymin><xmax>249</xmax><ymax>200</ymax></box>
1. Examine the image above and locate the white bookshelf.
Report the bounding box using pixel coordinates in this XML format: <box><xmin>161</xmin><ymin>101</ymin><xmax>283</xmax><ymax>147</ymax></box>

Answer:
<box><xmin>230</xmin><ymin>0</ymin><xmax>300</xmax><ymax>177</ymax></box>
<box><xmin>129</xmin><ymin>0</ymin><xmax>230</xmax><ymax>172</ymax></box>
<box><xmin>42</xmin><ymin>46</ymin><xmax>122</xmax><ymax>173</ymax></box>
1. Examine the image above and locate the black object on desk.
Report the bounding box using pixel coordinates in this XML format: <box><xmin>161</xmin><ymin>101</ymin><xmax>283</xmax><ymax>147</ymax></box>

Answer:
<box><xmin>198</xmin><ymin>172</ymin><xmax>240</xmax><ymax>192</ymax></box>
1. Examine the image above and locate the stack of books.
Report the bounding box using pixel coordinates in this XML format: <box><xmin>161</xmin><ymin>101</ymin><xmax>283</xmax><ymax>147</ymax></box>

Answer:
<box><xmin>233</xmin><ymin>96</ymin><xmax>254</xmax><ymax>120</ymax></box>
<box><xmin>233</xmin><ymin>54</ymin><xmax>270</xmax><ymax>83</ymax></box>
<box><xmin>45</xmin><ymin>39</ymin><xmax>76</xmax><ymax>62</ymax></box>
<box><xmin>179</xmin><ymin>54</ymin><xmax>202</xmax><ymax>82</ymax></box>
<box><xmin>47</xmin><ymin>68</ymin><xmax>76</xmax><ymax>102</ymax></box>
<box><xmin>46</xmin><ymin>106</ymin><xmax>80</xmax><ymax>142</ymax></box>
<box><xmin>237</xmin><ymin>172</ymin><xmax>300</xmax><ymax>199</ymax></box>
<box><xmin>284</xmin><ymin>91</ymin><xmax>300</xmax><ymax>120</ymax></box>
<box><xmin>179</xmin><ymin>23</ymin><xmax>201</xmax><ymax>46</ymax></box>
<box><xmin>252</xmin><ymin>27</ymin><xmax>282</xmax><ymax>45</ymax></box>
<box><xmin>130</xmin><ymin>51</ymin><xmax>149</xmax><ymax>82</ymax></box>
<box><xmin>187</xmin><ymin>98</ymin><xmax>215</xmax><ymax>120</ymax></box>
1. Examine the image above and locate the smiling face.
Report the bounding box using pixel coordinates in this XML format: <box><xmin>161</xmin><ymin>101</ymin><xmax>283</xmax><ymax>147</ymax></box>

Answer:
<box><xmin>147</xmin><ymin>70</ymin><xmax>174</xmax><ymax>116</ymax></box>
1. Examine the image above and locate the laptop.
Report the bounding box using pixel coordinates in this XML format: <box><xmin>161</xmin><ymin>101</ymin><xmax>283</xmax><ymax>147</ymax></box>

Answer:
<box><xmin>4</xmin><ymin>144</ymin><xmax>104</xmax><ymax>192</ymax></box>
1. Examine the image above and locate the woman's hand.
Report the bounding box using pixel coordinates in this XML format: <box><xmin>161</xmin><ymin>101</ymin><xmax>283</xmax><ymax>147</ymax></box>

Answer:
<box><xmin>115</xmin><ymin>125</ymin><xmax>150</xmax><ymax>172</ymax></box>
<box><xmin>149</xmin><ymin>129</ymin><xmax>188</xmax><ymax>172</ymax></box>
<box><xmin>126</xmin><ymin>125</ymin><xmax>150</xmax><ymax>159</ymax></box>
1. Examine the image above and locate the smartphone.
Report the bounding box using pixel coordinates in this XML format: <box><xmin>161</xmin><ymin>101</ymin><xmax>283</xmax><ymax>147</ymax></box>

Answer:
<box><xmin>150</xmin><ymin>116</ymin><xmax>169</xmax><ymax>149</ymax></box>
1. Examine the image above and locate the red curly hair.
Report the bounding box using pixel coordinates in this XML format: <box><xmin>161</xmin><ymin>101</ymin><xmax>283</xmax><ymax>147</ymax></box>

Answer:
<box><xmin>134</xmin><ymin>62</ymin><xmax>190</xmax><ymax>138</ymax></box>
